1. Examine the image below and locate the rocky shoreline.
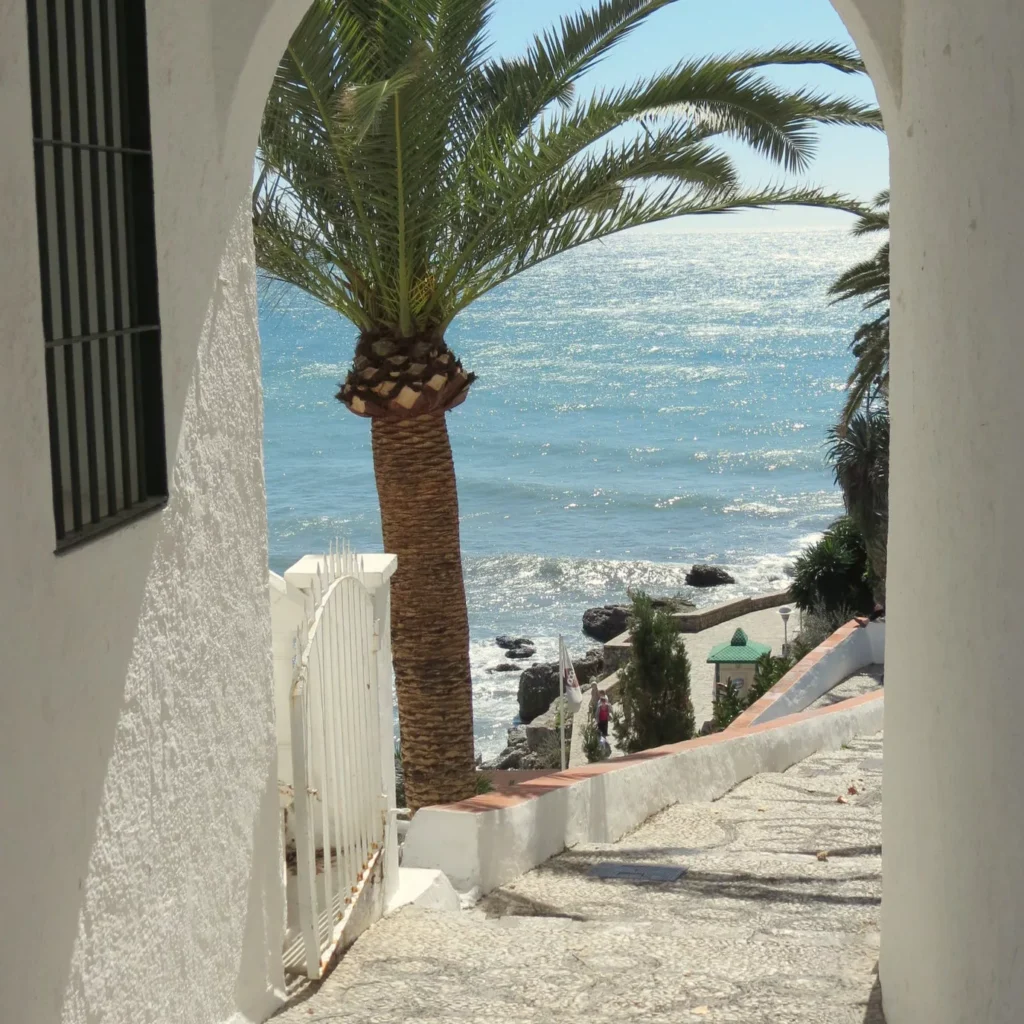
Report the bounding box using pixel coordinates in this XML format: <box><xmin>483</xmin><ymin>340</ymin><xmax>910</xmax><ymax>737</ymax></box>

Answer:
<box><xmin>483</xmin><ymin>647</ymin><xmax>605</xmax><ymax>770</ymax></box>
<box><xmin>481</xmin><ymin>569</ymin><xmax>737</xmax><ymax>771</ymax></box>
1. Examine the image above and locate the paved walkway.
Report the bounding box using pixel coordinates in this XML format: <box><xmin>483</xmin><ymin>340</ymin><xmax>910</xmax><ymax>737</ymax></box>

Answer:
<box><xmin>808</xmin><ymin>664</ymin><xmax>883</xmax><ymax>711</ymax></box>
<box><xmin>683</xmin><ymin>607</ymin><xmax>791</xmax><ymax>730</ymax></box>
<box><xmin>275</xmin><ymin>734</ymin><xmax>884</xmax><ymax>1024</ymax></box>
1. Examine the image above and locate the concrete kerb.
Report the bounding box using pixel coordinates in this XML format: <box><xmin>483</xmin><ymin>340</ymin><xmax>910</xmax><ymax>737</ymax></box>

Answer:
<box><xmin>402</xmin><ymin>691</ymin><xmax>884</xmax><ymax>893</ymax></box>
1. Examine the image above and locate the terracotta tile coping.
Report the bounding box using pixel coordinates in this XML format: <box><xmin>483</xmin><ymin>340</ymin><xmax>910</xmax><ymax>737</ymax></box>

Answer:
<box><xmin>728</xmin><ymin>618</ymin><xmax>865</xmax><ymax>731</ymax></box>
<box><xmin>480</xmin><ymin>769</ymin><xmax>561</xmax><ymax>792</ymax></box>
<box><xmin>435</xmin><ymin>687</ymin><xmax>883</xmax><ymax>814</ymax></box>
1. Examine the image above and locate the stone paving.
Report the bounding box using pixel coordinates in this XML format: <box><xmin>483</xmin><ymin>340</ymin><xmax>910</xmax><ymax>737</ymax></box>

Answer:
<box><xmin>808</xmin><ymin>664</ymin><xmax>883</xmax><ymax>711</ymax></box>
<box><xmin>275</xmin><ymin>734</ymin><xmax>884</xmax><ymax>1024</ymax></box>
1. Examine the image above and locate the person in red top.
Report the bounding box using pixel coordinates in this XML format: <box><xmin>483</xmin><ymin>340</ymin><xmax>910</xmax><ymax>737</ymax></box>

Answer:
<box><xmin>596</xmin><ymin>694</ymin><xmax>611</xmax><ymax>750</ymax></box>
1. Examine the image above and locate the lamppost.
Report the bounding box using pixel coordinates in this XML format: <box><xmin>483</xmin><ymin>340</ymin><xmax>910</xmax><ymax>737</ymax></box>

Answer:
<box><xmin>779</xmin><ymin>605</ymin><xmax>792</xmax><ymax>658</ymax></box>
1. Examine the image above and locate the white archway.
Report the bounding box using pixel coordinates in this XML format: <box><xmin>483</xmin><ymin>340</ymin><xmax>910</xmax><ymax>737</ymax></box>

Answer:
<box><xmin>219</xmin><ymin>3</ymin><xmax>1024</xmax><ymax>1023</ymax></box>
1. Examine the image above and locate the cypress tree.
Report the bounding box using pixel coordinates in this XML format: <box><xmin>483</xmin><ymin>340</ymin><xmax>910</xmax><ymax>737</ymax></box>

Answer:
<box><xmin>613</xmin><ymin>592</ymin><xmax>695</xmax><ymax>753</ymax></box>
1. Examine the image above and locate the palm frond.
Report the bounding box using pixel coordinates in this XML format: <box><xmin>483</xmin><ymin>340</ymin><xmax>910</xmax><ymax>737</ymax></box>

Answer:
<box><xmin>828</xmin><ymin>187</ymin><xmax>890</xmax><ymax>426</ymax></box>
<box><xmin>829</xmin><ymin>240</ymin><xmax>889</xmax><ymax>307</ymax></box>
<box><xmin>473</xmin><ymin>0</ymin><xmax>678</xmax><ymax>135</ymax></box>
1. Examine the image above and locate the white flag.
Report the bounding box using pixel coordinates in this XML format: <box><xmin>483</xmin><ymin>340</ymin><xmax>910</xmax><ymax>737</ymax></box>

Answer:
<box><xmin>559</xmin><ymin>638</ymin><xmax>584</xmax><ymax>713</ymax></box>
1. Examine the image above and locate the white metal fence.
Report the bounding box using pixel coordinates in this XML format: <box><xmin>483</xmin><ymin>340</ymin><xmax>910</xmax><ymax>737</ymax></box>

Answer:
<box><xmin>284</xmin><ymin>545</ymin><xmax>391</xmax><ymax>980</ymax></box>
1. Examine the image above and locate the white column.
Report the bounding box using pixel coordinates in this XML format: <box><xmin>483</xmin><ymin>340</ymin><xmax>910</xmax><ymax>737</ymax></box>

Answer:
<box><xmin>864</xmin><ymin>1</ymin><xmax>1024</xmax><ymax>1020</ymax></box>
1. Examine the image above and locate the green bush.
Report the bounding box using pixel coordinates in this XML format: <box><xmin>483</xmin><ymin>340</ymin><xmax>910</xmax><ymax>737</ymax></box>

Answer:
<box><xmin>712</xmin><ymin>680</ymin><xmax>745</xmax><ymax>731</ymax></box>
<box><xmin>748</xmin><ymin>652</ymin><xmax>793</xmax><ymax>704</ymax></box>
<box><xmin>789</xmin><ymin>604</ymin><xmax>855</xmax><ymax>661</ymax></box>
<box><xmin>712</xmin><ymin>651</ymin><xmax>794</xmax><ymax>730</ymax></box>
<box><xmin>790</xmin><ymin>516</ymin><xmax>875</xmax><ymax>615</ymax></box>
<box><xmin>612</xmin><ymin>592</ymin><xmax>695</xmax><ymax>753</ymax></box>
<box><xmin>582</xmin><ymin>721</ymin><xmax>609</xmax><ymax>763</ymax></box>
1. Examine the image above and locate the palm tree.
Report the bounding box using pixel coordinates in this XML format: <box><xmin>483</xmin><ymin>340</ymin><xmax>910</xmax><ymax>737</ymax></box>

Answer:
<box><xmin>789</xmin><ymin>515</ymin><xmax>875</xmax><ymax>615</ymax></box>
<box><xmin>253</xmin><ymin>0</ymin><xmax>882</xmax><ymax>809</ymax></box>
<box><xmin>829</xmin><ymin>189</ymin><xmax>889</xmax><ymax>427</ymax></box>
<box><xmin>826</xmin><ymin>409</ymin><xmax>889</xmax><ymax>602</ymax></box>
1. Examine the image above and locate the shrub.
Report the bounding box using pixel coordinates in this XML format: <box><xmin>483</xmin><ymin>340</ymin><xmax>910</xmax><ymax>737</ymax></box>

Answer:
<box><xmin>790</xmin><ymin>516</ymin><xmax>875</xmax><ymax>615</ymax></box>
<box><xmin>712</xmin><ymin>652</ymin><xmax>794</xmax><ymax>730</ymax></box>
<box><xmin>789</xmin><ymin>603</ymin><xmax>855</xmax><ymax>661</ymax></box>
<box><xmin>582</xmin><ymin>721</ymin><xmax>609</xmax><ymax>763</ymax></box>
<box><xmin>712</xmin><ymin>680</ymin><xmax>745</xmax><ymax>731</ymax></box>
<box><xmin>612</xmin><ymin>591</ymin><xmax>695</xmax><ymax>753</ymax></box>
<box><xmin>749</xmin><ymin>652</ymin><xmax>793</xmax><ymax>704</ymax></box>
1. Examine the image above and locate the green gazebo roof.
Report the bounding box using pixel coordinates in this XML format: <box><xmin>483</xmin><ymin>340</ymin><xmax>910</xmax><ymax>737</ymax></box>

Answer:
<box><xmin>706</xmin><ymin>628</ymin><xmax>771</xmax><ymax>664</ymax></box>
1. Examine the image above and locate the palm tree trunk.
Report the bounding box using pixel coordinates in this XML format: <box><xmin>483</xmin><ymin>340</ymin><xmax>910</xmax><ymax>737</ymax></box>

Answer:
<box><xmin>866</xmin><ymin>534</ymin><xmax>887</xmax><ymax>606</ymax></box>
<box><xmin>371</xmin><ymin>412</ymin><xmax>475</xmax><ymax>811</ymax></box>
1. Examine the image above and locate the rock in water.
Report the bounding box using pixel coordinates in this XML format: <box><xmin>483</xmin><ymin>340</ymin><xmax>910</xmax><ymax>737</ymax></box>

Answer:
<box><xmin>483</xmin><ymin>726</ymin><xmax>529</xmax><ymax>770</ymax></box>
<box><xmin>491</xmin><ymin>662</ymin><xmax>520</xmax><ymax>673</ymax></box>
<box><xmin>505</xmin><ymin>646</ymin><xmax>536</xmax><ymax>660</ymax></box>
<box><xmin>496</xmin><ymin>635</ymin><xmax>533</xmax><ymax>649</ymax></box>
<box><xmin>582</xmin><ymin>605</ymin><xmax>630</xmax><ymax>642</ymax></box>
<box><xmin>482</xmin><ymin>725</ymin><xmax>561</xmax><ymax>771</ymax></box>
<box><xmin>517</xmin><ymin>664</ymin><xmax>559</xmax><ymax>724</ymax></box>
<box><xmin>583</xmin><ymin>598</ymin><xmax>696</xmax><ymax>640</ymax></box>
<box><xmin>517</xmin><ymin>648</ymin><xmax>605</xmax><ymax>723</ymax></box>
<box><xmin>685</xmin><ymin>564</ymin><xmax>736</xmax><ymax>587</ymax></box>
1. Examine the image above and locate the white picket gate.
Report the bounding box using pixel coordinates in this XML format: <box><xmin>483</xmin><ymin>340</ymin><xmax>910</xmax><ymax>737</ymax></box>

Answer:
<box><xmin>283</xmin><ymin>544</ymin><xmax>391</xmax><ymax>980</ymax></box>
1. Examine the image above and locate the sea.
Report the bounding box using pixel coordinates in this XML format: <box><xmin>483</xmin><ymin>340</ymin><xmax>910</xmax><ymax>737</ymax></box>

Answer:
<box><xmin>260</xmin><ymin>227</ymin><xmax>874</xmax><ymax>757</ymax></box>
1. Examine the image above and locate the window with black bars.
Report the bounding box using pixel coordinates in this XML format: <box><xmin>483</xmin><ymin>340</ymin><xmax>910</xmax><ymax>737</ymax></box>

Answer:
<box><xmin>25</xmin><ymin>0</ymin><xmax>167</xmax><ymax>551</ymax></box>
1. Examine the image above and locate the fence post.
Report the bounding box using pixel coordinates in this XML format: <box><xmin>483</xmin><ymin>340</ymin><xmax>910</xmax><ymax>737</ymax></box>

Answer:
<box><xmin>289</xmin><ymin>639</ymin><xmax>321</xmax><ymax>979</ymax></box>
<box><xmin>367</xmin><ymin>555</ymin><xmax>400</xmax><ymax>906</ymax></box>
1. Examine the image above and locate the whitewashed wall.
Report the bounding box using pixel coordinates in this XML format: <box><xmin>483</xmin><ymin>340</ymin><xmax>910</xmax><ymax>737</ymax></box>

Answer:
<box><xmin>0</xmin><ymin>1</ymin><xmax>307</xmax><ymax>1022</ymax></box>
<box><xmin>835</xmin><ymin>0</ymin><xmax>1024</xmax><ymax>1020</ymax></box>
<box><xmin>855</xmin><ymin>2</ymin><xmax>1024</xmax><ymax>1022</ymax></box>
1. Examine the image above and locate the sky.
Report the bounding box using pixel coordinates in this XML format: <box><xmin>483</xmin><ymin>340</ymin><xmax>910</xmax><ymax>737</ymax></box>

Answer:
<box><xmin>485</xmin><ymin>0</ymin><xmax>889</xmax><ymax>230</ymax></box>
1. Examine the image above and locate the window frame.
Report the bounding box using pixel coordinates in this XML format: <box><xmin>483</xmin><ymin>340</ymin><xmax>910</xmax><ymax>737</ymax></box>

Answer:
<box><xmin>24</xmin><ymin>0</ymin><xmax>167</xmax><ymax>553</ymax></box>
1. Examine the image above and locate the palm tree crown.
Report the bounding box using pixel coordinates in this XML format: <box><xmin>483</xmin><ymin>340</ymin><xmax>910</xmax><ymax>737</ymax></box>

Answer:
<box><xmin>826</xmin><ymin>408</ymin><xmax>889</xmax><ymax>601</ymax></box>
<box><xmin>255</xmin><ymin>0</ymin><xmax>881</xmax><ymax>376</ymax></box>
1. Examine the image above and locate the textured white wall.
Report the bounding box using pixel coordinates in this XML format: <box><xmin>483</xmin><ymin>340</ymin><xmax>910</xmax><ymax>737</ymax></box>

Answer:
<box><xmin>0</xmin><ymin>0</ymin><xmax>306</xmax><ymax>1022</ymax></box>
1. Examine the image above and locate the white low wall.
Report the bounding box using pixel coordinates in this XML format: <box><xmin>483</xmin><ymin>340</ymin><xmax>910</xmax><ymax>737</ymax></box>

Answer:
<box><xmin>403</xmin><ymin>695</ymin><xmax>884</xmax><ymax>894</ymax></box>
<box><xmin>753</xmin><ymin>621</ymin><xmax>885</xmax><ymax>725</ymax></box>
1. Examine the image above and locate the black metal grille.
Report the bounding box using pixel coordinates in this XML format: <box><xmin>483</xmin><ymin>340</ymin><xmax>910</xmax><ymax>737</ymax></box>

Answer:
<box><xmin>25</xmin><ymin>0</ymin><xmax>167</xmax><ymax>551</ymax></box>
